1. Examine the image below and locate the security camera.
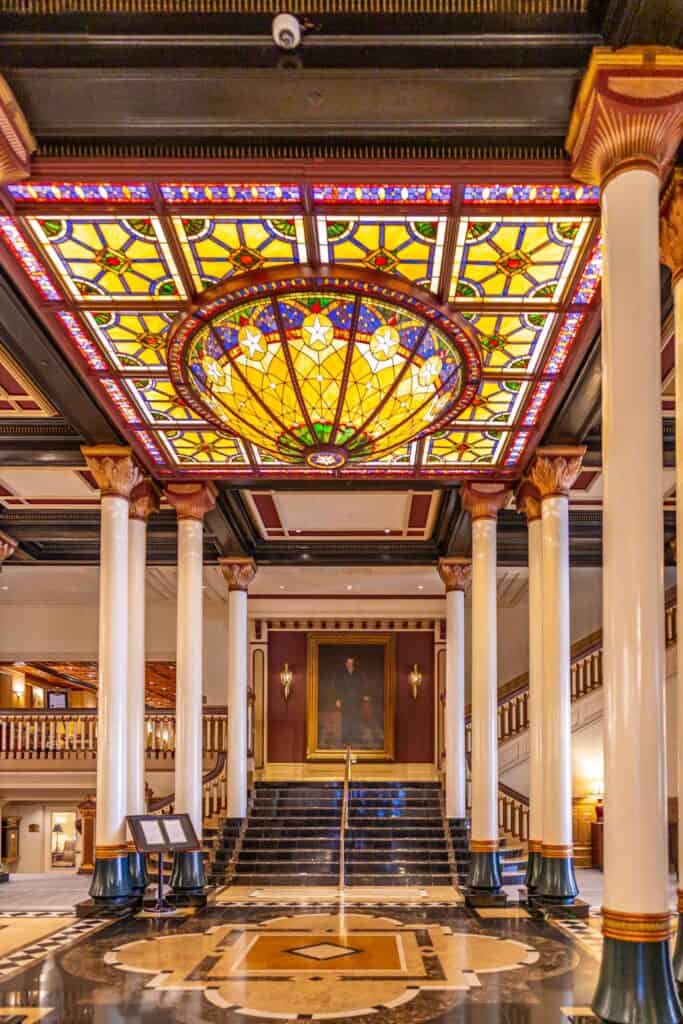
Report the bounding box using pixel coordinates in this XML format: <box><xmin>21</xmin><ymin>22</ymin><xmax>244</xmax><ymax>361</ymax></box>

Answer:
<box><xmin>272</xmin><ymin>12</ymin><xmax>302</xmax><ymax>51</ymax></box>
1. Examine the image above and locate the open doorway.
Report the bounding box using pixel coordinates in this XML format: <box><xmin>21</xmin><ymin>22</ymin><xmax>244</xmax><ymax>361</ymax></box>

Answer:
<box><xmin>50</xmin><ymin>811</ymin><xmax>77</xmax><ymax>869</ymax></box>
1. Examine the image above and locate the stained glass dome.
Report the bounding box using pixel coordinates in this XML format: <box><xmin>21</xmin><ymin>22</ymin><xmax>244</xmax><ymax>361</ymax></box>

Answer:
<box><xmin>167</xmin><ymin>268</ymin><xmax>481</xmax><ymax>469</ymax></box>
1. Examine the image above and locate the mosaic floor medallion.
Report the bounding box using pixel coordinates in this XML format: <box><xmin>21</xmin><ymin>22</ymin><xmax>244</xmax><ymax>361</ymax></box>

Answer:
<box><xmin>105</xmin><ymin>910</ymin><xmax>540</xmax><ymax>1019</ymax></box>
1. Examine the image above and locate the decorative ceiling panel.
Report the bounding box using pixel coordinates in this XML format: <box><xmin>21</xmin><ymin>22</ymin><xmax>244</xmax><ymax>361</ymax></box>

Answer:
<box><xmin>0</xmin><ymin>176</ymin><xmax>601</xmax><ymax>480</ymax></box>
<box><xmin>0</xmin><ymin>342</ymin><xmax>56</xmax><ymax>417</ymax></box>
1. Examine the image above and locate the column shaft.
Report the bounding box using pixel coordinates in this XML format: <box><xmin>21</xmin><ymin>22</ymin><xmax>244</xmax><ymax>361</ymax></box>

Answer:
<box><xmin>91</xmin><ymin>493</ymin><xmax>131</xmax><ymax>901</ymax></box>
<box><xmin>175</xmin><ymin>518</ymin><xmax>205</xmax><ymax>836</ymax></box>
<box><xmin>672</xmin><ymin>271</ymin><xmax>683</xmax><ymax>978</ymax></box>
<box><xmin>445</xmin><ymin>587</ymin><xmax>466</xmax><ymax>820</ymax></box>
<box><xmin>227</xmin><ymin>588</ymin><xmax>248</xmax><ymax>820</ymax></box>
<box><xmin>526</xmin><ymin>513</ymin><xmax>544</xmax><ymax>889</ymax></box>
<box><xmin>126</xmin><ymin>515</ymin><xmax>148</xmax><ymax>892</ymax></box>
<box><xmin>467</xmin><ymin>515</ymin><xmax>501</xmax><ymax>892</ymax></box>
<box><xmin>538</xmin><ymin>492</ymin><xmax>577</xmax><ymax>901</ymax></box>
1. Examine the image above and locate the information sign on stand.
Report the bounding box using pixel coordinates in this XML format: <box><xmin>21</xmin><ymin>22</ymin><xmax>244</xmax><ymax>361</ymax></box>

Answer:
<box><xmin>127</xmin><ymin>813</ymin><xmax>200</xmax><ymax>915</ymax></box>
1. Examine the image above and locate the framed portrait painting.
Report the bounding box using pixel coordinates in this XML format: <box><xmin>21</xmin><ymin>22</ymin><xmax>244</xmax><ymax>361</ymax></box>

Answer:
<box><xmin>306</xmin><ymin>632</ymin><xmax>395</xmax><ymax>761</ymax></box>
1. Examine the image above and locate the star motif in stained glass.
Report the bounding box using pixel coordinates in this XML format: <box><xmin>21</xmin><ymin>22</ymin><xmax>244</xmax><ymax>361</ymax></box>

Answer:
<box><xmin>302</xmin><ymin>312</ymin><xmax>334</xmax><ymax>350</ymax></box>
<box><xmin>370</xmin><ymin>325</ymin><xmax>399</xmax><ymax>361</ymax></box>
<box><xmin>418</xmin><ymin>354</ymin><xmax>443</xmax><ymax>387</ymax></box>
<box><xmin>229</xmin><ymin>246</ymin><xmax>264</xmax><ymax>272</ymax></box>
<box><xmin>495</xmin><ymin>249</ymin><xmax>531</xmax><ymax>278</ymax></box>
<box><xmin>95</xmin><ymin>246</ymin><xmax>130</xmax><ymax>276</ymax></box>
<box><xmin>239</xmin><ymin>325</ymin><xmax>266</xmax><ymax>360</ymax></box>
<box><xmin>363</xmin><ymin>247</ymin><xmax>399</xmax><ymax>273</ymax></box>
<box><xmin>286</xmin><ymin>941</ymin><xmax>360</xmax><ymax>961</ymax></box>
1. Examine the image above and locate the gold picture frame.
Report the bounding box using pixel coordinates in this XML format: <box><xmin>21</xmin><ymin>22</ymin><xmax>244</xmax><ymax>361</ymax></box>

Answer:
<box><xmin>306</xmin><ymin>632</ymin><xmax>395</xmax><ymax>761</ymax></box>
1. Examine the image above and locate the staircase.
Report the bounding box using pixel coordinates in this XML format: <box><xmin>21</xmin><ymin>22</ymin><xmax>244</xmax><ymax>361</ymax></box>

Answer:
<box><xmin>447</xmin><ymin>821</ymin><xmax>527</xmax><ymax>888</ymax></box>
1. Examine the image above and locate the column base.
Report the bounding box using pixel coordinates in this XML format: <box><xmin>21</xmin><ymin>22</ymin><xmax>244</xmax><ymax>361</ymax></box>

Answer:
<box><xmin>88</xmin><ymin>854</ymin><xmax>133</xmax><ymax>905</ymax></box>
<box><xmin>537</xmin><ymin>854</ymin><xmax>578</xmax><ymax>904</ymax></box>
<box><xmin>673</xmin><ymin>912</ymin><xmax>683</xmax><ymax>984</ymax></box>
<box><xmin>593</xmin><ymin>937</ymin><xmax>682</xmax><ymax>1023</ymax></box>
<box><xmin>0</xmin><ymin>870</ymin><xmax>8</xmax><ymax>884</ymax></box>
<box><xmin>170</xmin><ymin>850</ymin><xmax>206</xmax><ymax>896</ymax></box>
<box><xmin>466</xmin><ymin>850</ymin><xmax>502</xmax><ymax>892</ymax></box>
<box><xmin>525</xmin><ymin>846</ymin><xmax>543</xmax><ymax>891</ymax></box>
<box><xmin>128</xmin><ymin>850</ymin><xmax>149</xmax><ymax>893</ymax></box>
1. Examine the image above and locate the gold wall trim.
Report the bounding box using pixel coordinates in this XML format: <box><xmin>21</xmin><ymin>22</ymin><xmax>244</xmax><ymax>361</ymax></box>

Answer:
<box><xmin>0</xmin><ymin>0</ymin><xmax>588</xmax><ymax>13</ymax></box>
<box><xmin>260</xmin><ymin>762</ymin><xmax>438</xmax><ymax>782</ymax></box>
<box><xmin>36</xmin><ymin>140</ymin><xmax>566</xmax><ymax>162</ymax></box>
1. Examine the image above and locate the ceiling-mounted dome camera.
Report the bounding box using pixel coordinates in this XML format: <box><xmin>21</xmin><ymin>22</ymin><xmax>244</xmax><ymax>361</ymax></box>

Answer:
<box><xmin>272</xmin><ymin>12</ymin><xmax>302</xmax><ymax>50</ymax></box>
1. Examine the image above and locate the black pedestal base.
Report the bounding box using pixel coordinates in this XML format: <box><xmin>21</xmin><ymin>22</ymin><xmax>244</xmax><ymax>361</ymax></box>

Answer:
<box><xmin>525</xmin><ymin>849</ymin><xmax>543</xmax><ymax>891</ymax></box>
<box><xmin>537</xmin><ymin>855</ymin><xmax>578</xmax><ymax>903</ymax></box>
<box><xmin>0</xmin><ymin>870</ymin><xmax>9</xmax><ymax>884</ymax></box>
<box><xmin>464</xmin><ymin>887</ymin><xmax>508</xmax><ymax>908</ymax></box>
<box><xmin>529</xmin><ymin>895</ymin><xmax>590</xmax><ymax>920</ymax></box>
<box><xmin>466</xmin><ymin>850</ymin><xmax>502</xmax><ymax>892</ymax></box>
<box><xmin>89</xmin><ymin>854</ymin><xmax>133</xmax><ymax>905</ymax></box>
<box><xmin>170</xmin><ymin>850</ymin><xmax>206</xmax><ymax>896</ymax></box>
<box><xmin>674</xmin><ymin>913</ymin><xmax>683</xmax><ymax>984</ymax></box>
<box><xmin>128</xmin><ymin>851</ymin><xmax>149</xmax><ymax>893</ymax></box>
<box><xmin>593</xmin><ymin>936</ymin><xmax>682</xmax><ymax>1023</ymax></box>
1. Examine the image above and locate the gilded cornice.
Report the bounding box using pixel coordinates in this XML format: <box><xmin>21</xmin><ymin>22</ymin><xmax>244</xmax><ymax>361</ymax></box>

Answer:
<box><xmin>661</xmin><ymin>168</ymin><xmax>683</xmax><ymax>285</ymax></box>
<box><xmin>460</xmin><ymin>481</ymin><xmax>512</xmax><ymax>521</ymax></box>
<box><xmin>219</xmin><ymin>556</ymin><xmax>258</xmax><ymax>592</ymax></box>
<box><xmin>566</xmin><ymin>47</ymin><xmax>683</xmax><ymax>187</ymax></box>
<box><xmin>81</xmin><ymin>445</ymin><xmax>143</xmax><ymax>500</ymax></box>
<box><xmin>527</xmin><ymin>446</ymin><xmax>586</xmax><ymax>499</ymax></box>
<box><xmin>437</xmin><ymin>557</ymin><xmax>471</xmax><ymax>593</ymax></box>
<box><xmin>165</xmin><ymin>482</ymin><xmax>216</xmax><ymax>522</ymax></box>
<box><xmin>0</xmin><ymin>0</ymin><xmax>588</xmax><ymax>14</ymax></box>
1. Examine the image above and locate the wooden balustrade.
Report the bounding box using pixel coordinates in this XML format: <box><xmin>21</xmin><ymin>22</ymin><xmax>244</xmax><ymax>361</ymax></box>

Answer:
<box><xmin>0</xmin><ymin>709</ymin><xmax>227</xmax><ymax>759</ymax></box>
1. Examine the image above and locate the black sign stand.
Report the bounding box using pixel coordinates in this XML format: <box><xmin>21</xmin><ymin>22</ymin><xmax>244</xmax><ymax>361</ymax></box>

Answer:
<box><xmin>126</xmin><ymin>813</ymin><xmax>201</xmax><ymax>916</ymax></box>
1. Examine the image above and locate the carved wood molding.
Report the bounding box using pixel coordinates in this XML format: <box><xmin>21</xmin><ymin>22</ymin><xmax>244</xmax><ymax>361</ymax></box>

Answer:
<box><xmin>661</xmin><ymin>167</ymin><xmax>683</xmax><ymax>285</ymax></box>
<box><xmin>515</xmin><ymin>480</ymin><xmax>542</xmax><ymax>522</ymax></box>
<box><xmin>566</xmin><ymin>47</ymin><xmax>683</xmax><ymax>186</ymax></box>
<box><xmin>81</xmin><ymin>445</ymin><xmax>143</xmax><ymax>500</ymax></box>
<box><xmin>527</xmin><ymin>445</ymin><xmax>586</xmax><ymax>498</ymax></box>
<box><xmin>0</xmin><ymin>75</ymin><xmax>35</xmax><ymax>184</ymax></box>
<box><xmin>460</xmin><ymin>481</ymin><xmax>512</xmax><ymax>521</ymax></box>
<box><xmin>0</xmin><ymin>529</ymin><xmax>17</xmax><ymax>563</ymax></box>
<box><xmin>129</xmin><ymin>478</ymin><xmax>161</xmax><ymax>523</ymax></box>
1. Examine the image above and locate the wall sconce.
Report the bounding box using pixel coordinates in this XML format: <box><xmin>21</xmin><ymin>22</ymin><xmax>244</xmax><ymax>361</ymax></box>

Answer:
<box><xmin>409</xmin><ymin>663</ymin><xmax>423</xmax><ymax>701</ymax></box>
<box><xmin>280</xmin><ymin>663</ymin><xmax>294</xmax><ymax>702</ymax></box>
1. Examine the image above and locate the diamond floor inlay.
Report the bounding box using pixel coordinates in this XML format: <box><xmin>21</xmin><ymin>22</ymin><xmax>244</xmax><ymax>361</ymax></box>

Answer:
<box><xmin>286</xmin><ymin>941</ymin><xmax>361</xmax><ymax>961</ymax></box>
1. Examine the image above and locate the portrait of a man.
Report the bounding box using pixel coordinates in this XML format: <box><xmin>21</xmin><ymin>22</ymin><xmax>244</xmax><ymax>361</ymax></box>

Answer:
<box><xmin>307</xmin><ymin>634</ymin><xmax>394</xmax><ymax>760</ymax></box>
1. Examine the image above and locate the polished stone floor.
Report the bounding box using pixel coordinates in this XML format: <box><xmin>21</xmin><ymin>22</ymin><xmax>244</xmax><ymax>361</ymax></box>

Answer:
<box><xmin>0</xmin><ymin>899</ymin><xmax>602</xmax><ymax>1023</ymax></box>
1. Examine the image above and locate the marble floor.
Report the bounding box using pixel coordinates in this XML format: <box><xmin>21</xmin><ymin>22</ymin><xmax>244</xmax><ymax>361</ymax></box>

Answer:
<box><xmin>0</xmin><ymin>898</ymin><xmax>603</xmax><ymax>1023</ymax></box>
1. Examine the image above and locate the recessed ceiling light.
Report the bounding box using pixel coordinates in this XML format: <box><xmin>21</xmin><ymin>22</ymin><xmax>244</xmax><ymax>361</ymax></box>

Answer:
<box><xmin>0</xmin><ymin>586</ymin><xmax>8</xmax><ymax>591</ymax></box>
<box><xmin>384</xmin><ymin>528</ymin><xmax>391</xmax><ymax>534</ymax></box>
<box><xmin>295</xmin><ymin>529</ymin><xmax>302</xmax><ymax>534</ymax></box>
<box><xmin>279</xmin><ymin>585</ymin><xmax>285</xmax><ymax>590</ymax></box>
<box><xmin>347</xmin><ymin>584</ymin><xmax>353</xmax><ymax>590</ymax></box>
<box><xmin>417</xmin><ymin>584</ymin><xmax>424</xmax><ymax>590</ymax></box>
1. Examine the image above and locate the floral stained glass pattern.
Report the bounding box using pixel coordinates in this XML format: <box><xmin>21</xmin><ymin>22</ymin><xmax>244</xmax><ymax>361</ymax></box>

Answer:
<box><xmin>461</xmin><ymin>311</ymin><xmax>555</xmax><ymax>375</ymax></box>
<box><xmin>313</xmin><ymin>184</ymin><xmax>451</xmax><ymax>205</ymax></box>
<box><xmin>317</xmin><ymin>216</ymin><xmax>447</xmax><ymax>292</ymax></box>
<box><xmin>173</xmin><ymin>216</ymin><xmax>307</xmax><ymax>290</ymax></box>
<box><xmin>158</xmin><ymin>429</ymin><xmax>248</xmax><ymax>466</ymax></box>
<box><xmin>84</xmin><ymin>311</ymin><xmax>175</xmax><ymax>370</ymax></box>
<box><xmin>451</xmin><ymin>217</ymin><xmax>591</xmax><ymax>304</ymax></box>
<box><xmin>9</xmin><ymin>182</ymin><xmax>151</xmax><ymax>203</ymax></box>
<box><xmin>125</xmin><ymin>377</ymin><xmax>202</xmax><ymax>425</ymax></box>
<box><xmin>451</xmin><ymin>378</ymin><xmax>529</xmax><ymax>426</ymax></box>
<box><xmin>422</xmin><ymin>429</ymin><xmax>505</xmax><ymax>467</ymax></box>
<box><xmin>27</xmin><ymin>216</ymin><xmax>186</xmax><ymax>301</ymax></box>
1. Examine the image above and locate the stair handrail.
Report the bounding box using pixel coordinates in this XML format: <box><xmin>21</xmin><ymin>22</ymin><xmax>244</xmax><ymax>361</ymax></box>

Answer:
<box><xmin>148</xmin><ymin>751</ymin><xmax>227</xmax><ymax>816</ymax></box>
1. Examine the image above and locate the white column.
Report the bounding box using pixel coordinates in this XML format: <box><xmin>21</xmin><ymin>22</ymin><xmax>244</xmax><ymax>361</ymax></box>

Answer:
<box><xmin>166</xmin><ymin>484</ymin><xmax>216</xmax><ymax>848</ymax></box>
<box><xmin>517</xmin><ymin>485</ymin><xmax>543</xmax><ymax>881</ymax></box>
<box><xmin>461</xmin><ymin>482</ymin><xmax>510</xmax><ymax>886</ymax></box>
<box><xmin>438</xmin><ymin>558</ymin><xmax>470</xmax><ymax>820</ymax></box>
<box><xmin>220</xmin><ymin>558</ymin><xmax>257</xmax><ymax>820</ymax></box>
<box><xmin>82</xmin><ymin>446</ymin><xmax>141</xmax><ymax>897</ymax></box>
<box><xmin>602</xmin><ymin>169</ymin><xmax>669</xmax><ymax>923</ymax></box>
<box><xmin>529</xmin><ymin>450</ymin><xmax>583</xmax><ymax>899</ymax></box>
<box><xmin>127</xmin><ymin>482</ymin><xmax>158</xmax><ymax>824</ymax></box>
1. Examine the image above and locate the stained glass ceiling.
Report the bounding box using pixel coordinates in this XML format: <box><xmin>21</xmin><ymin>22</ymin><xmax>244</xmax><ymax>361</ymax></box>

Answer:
<box><xmin>0</xmin><ymin>178</ymin><xmax>602</xmax><ymax>479</ymax></box>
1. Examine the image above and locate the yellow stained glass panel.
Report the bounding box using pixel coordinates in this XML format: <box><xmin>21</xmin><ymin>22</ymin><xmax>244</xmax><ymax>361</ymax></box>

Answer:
<box><xmin>451</xmin><ymin>216</ymin><xmax>592</xmax><ymax>303</ymax></box>
<box><xmin>463</xmin><ymin>311</ymin><xmax>556</xmax><ymax>374</ymax></box>
<box><xmin>125</xmin><ymin>377</ymin><xmax>202</xmax><ymax>424</ymax></box>
<box><xmin>158</xmin><ymin>429</ymin><xmax>247</xmax><ymax>465</ymax></box>
<box><xmin>27</xmin><ymin>215</ymin><xmax>185</xmax><ymax>301</ymax></box>
<box><xmin>172</xmin><ymin>216</ymin><xmax>307</xmax><ymax>290</ymax></box>
<box><xmin>423</xmin><ymin>429</ymin><xmax>505</xmax><ymax>466</ymax></box>
<box><xmin>85</xmin><ymin>310</ymin><xmax>175</xmax><ymax>370</ymax></box>
<box><xmin>452</xmin><ymin>379</ymin><xmax>529</xmax><ymax>426</ymax></box>
<box><xmin>317</xmin><ymin>216</ymin><xmax>446</xmax><ymax>292</ymax></box>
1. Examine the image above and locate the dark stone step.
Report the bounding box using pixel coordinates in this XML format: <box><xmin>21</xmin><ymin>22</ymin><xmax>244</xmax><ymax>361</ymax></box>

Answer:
<box><xmin>234</xmin><ymin>874</ymin><xmax>339</xmax><ymax>886</ymax></box>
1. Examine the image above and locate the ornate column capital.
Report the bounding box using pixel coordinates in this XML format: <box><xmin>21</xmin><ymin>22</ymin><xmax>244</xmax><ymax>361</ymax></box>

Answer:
<box><xmin>527</xmin><ymin>446</ymin><xmax>586</xmax><ymax>499</ymax></box>
<box><xmin>515</xmin><ymin>481</ymin><xmax>542</xmax><ymax>523</ymax></box>
<box><xmin>566</xmin><ymin>46</ymin><xmax>683</xmax><ymax>187</ymax></box>
<box><xmin>661</xmin><ymin>168</ymin><xmax>683</xmax><ymax>285</ymax></box>
<box><xmin>219</xmin><ymin>556</ymin><xmax>257</xmax><ymax>592</ymax></box>
<box><xmin>460</xmin><ymin>481</ymin><xmax>512</xmax><ymax>521</ymax></box>
<box><xmin>0</xmin><ymin>529</ymin><xmax>17</xmax><ymax>564</ymax></box>
<box><xmin>129</xmin><ymin>479</ymin><xmax>161</xmax><ymax>522</ymax></box>
<box><xmin>437</xmin><ymin>557</ymin><xmax>471</xmax><ymax>593</ymax></box>
<box><xmin>0</xmin><ymin>76</ymin><xmax>35</xmax><ymax>184</ymax></box>
<box><xmin>81</xmin><ymin>445</ymin><xmax>143</xmax><ymax>500</ymax></box>
<box><xmin>165</xmin><ymin>482</ymin><xmax>216</xmax><ymax>522</ymax></box>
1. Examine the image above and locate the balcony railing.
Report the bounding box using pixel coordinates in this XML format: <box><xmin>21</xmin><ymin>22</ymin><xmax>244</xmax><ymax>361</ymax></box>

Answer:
<box><xmin>0</xmin><ymin>708</ymin><xmax>227</xmax><ymax>759</ymax></box>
